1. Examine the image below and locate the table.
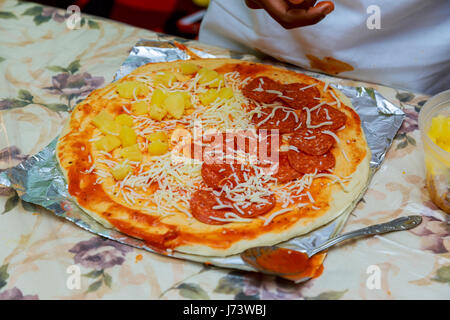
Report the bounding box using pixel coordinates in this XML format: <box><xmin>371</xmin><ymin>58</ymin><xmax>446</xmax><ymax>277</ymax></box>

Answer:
<box><xmin>0</xmin><ymin>0</ymin><xmax>448</xmax><ymax>300</ymax></box>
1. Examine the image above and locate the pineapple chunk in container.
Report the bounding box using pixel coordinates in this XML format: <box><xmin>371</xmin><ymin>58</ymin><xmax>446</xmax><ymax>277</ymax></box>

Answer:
<box><xmin>419</xmin><ymin>90</ymin><xmax>450</xmax><ymax>213</ymax></box>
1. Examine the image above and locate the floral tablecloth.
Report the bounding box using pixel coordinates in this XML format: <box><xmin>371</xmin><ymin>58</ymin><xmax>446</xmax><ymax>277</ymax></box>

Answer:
<box><xmin>0</xmin><ymin>0</ymin><xmax>448</xmax><ymax>300</ymax></box>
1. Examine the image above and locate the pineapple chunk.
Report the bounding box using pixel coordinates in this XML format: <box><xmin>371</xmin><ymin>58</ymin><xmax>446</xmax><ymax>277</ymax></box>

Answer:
<box><xmin>149</xmin><ymin>104</ymin><xmax>167</xmax><ymax>121</ymax></box>
<box><xmin>148</xmin><ymin>140</ymin><xmax>169</xmax><ymax>156</ymax></box>
<box><xmin>198</xmin><ymin>68</ymin><xmax>219</xmax><ymax>85</ymax></box>
<box><xmin>119</xmin><ymin>126</ymin><xmax>137</xmax><ymax>147</ymax></box>
<box><xmin>117</xmin><ymin>81</ymin><xmax>149</xmax><ymax>99</ymax></box>
<box><xmin>147</xmin><ymin>130</ymin><xmax>170</xmax><ymax>156</ymax></box>
<box><xmin>92</xmin><ymin>110</ymin><xmax>114</xmax><ymax>128</ymax></box>
<box><xmin>208</xmin><ymin>74</ymin><xmax>225</xmax><ymax>88</ymax></box>
<box><xmin>151</xmin><ymin>89</ymin><xmax>167</xmax><ymax>107</ymax></box>
<box><xmin>198</xmin><ymin>68</ymin><xmax>224</xmax><ymax>87</ymax></box>
<box><xmin>199</xmin><ymin>89</ymin><xmax>219</xmax><ymax>105</ymax></box>
<box><xmin>219</xmin><ymin>87</ymin><xmax>234</xmax><ymax>100</ymax></box>
<box><xmin>98</xmin><ymin>120</ymin><xmax>122</xmax><ymax>135</ymax></box>
<box><xmin>111</xmin><ymin>162</ymin><xmax>132</xmax><ymax>180</ymax></box>
<box><xmin>95</xmin><ymin>135</ymin><xmax>121</xmax><ymax>152</ymax></box>
<box><xmin>180</xmin><ymin>62</ymin><xmax>200</xmax><ymax>75</ymax></box>
<box><xmin>147</xmin><ymin>131</ymin><xmax>168</xmax><ymax>143</ymax></box>
<box><xmin>115</xmin><ymin>114</ymin><xmax>134</xmax><ymax>127</ymax></box>
<box><xmin>120</xmin><ymin>144</ymin><xmax>143</xmax><ymax>162</ymax></box>
<box><xmin>131</xmin><ymin>101</ymin><xmax>149</xmax><ymax>115</ymax></box>
<box><xmin>163</xmin><ymin>92</ymin><xmax>185</xmax><ymax>119</ymax></box>
<box><xmin>154</xmin><ymin>72</ymin><xmax>177</xmax><ymax>87</ymax></box>
<box><xmin>428</xmin><ymin>115</ymin><xmax>450</xmax><ymax>152</ymax></box>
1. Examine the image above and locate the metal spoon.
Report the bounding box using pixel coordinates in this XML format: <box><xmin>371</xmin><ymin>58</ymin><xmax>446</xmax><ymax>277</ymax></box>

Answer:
<box><xmin>240</xmin><ymin>215</ymin><xmax>422</xmax><ymax>276</ymax></box>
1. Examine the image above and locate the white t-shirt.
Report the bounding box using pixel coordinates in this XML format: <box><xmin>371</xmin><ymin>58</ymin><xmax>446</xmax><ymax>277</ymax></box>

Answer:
<box><xmin>199</xmin><ymin>0</ymin><xmax>450</xmax><ymax>95</ymax></box>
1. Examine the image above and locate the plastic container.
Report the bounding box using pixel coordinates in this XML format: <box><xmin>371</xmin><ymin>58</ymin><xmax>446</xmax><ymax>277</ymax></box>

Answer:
<box><xmin>418</xmin><ymin>89</ymin><xmax>450</xmax><ymax>213</ymax></box>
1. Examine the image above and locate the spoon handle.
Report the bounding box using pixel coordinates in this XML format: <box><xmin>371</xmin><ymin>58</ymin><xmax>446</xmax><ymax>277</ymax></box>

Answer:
<box><xmin>308</xmin><ymin>215</ymin><xmax>422</xmax><ymax>257</ymax></box>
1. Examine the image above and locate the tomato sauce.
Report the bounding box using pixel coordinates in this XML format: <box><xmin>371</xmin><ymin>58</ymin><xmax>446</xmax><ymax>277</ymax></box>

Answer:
<box><xmin>250</xmin><ymin>248</ymin><xmax>325</xmax><ymax>280</ymax></box>
<box><xmin>306</xmin><ymin>55</ymin><xmax>354</xmax><ymax>75</ymax></box>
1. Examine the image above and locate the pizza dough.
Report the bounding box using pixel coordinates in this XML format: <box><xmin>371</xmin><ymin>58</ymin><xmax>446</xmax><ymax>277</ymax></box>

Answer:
<box><xmin>56</xmin><ymin>58</ymin><xmax>371</xmax><ymax>257</ymax></box>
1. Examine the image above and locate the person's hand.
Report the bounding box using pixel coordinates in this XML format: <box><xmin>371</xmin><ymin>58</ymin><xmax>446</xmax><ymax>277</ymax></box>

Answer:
<box><xmin>245</xmin><ymin>0</ymin><xmax>334</xmax><ymax>29</ymax></box>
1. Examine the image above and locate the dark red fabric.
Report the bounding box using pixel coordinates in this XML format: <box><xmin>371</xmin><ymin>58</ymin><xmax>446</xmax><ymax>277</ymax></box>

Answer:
<box><xmin>110</xmin><ymin>0</ymin><xmax>203</xmax><ymax>37</ymax></box>
<box><xmin>114</xmin><ymin>0</ymin><xmax>177</xmax><ymax>11</ymax></box>
<box><xmin>31</xmin><ymin>0</ymin><xmax>205</xmax><ymax>38</ymax></box>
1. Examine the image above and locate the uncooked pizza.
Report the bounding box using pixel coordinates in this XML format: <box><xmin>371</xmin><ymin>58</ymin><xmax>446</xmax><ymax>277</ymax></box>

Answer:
<box><xmin>56</xmin><ymin>58</ymin><xmax>370</xmax><ymax>257</ymax></box>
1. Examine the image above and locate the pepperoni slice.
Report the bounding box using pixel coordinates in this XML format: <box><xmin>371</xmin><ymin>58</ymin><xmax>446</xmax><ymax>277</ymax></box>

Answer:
<box><xmin>287</xmin><ymin>149</ymin><xmax>335</xmax><ymax>174</ymax></box>
<box><xmin>290</xmin><ymin>129</ymin><xmax>335</xmax><ymax>156</ymax></box>
<box><xmin>232</xmin><ymin>194</ymin><xmax>277</xmax><ymax>218</ymax></box>
<box><xmin>190</xmin><ymin>190</ymin><xmax>234</xmax><ymax>225</ymax></box>
<box><xmin>299</xmin><ymin>104</ymin><xmax>346</xmax><ymax>131</ymax></box>
<box><xmin>251</xmin><ymin>107</ymin><xmax>300</xmax><ymax>134</ymax></box>
<box><xmin>201</xmin><ymin>162</ymin><xmax>252</xmax><ymax>189</ymax></box>
<box><xmin>259</xmin><ymin>151</ymin><xmax>301</xmax><ymax>183</ymax></box>
<box><xmin>280</xmin><ymin>83</ymin><xmax>321</xmax><ymax>109</ymax></box>
<box><xmin>242</xmin><ymin>77</ymin><xmax>283</xmax><ymax>104</ymax></box>
<box><xmin>270</xmin><ymin>152</ymin><xmax>303</xmax><ymax>183</ymax></box>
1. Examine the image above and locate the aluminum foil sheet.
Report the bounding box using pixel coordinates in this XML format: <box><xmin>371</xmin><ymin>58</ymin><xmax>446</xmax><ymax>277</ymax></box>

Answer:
<box><xmin>0</xmin><ymin>40</ymin><xmax>405</xmax><ymax>281</ymax></box>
